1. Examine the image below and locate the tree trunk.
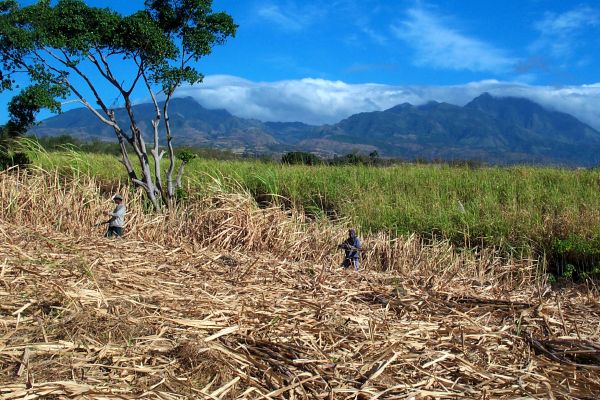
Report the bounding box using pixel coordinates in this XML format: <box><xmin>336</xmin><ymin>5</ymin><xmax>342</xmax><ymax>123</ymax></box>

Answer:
<box><xmin>150</xmin><ymin>118</ymin><xmax>162</xmax><ymax>186</ymax></box>
<box><xmin>163</xmin><ymin>96</ymin><xmax>176</xmax><ymax>201</ymax></box>
<box><xmin>175</xmin><ymin>160</ymin><xmax>187</xmax><ymax>189</ymax></box>
<box><xmin>115</xmin><ymin>130</ymin><xmax>137</xmax><ymax>181</ymax></box>
<box><xmin>119</xmin><ymin>99</ymin><xmax>161</xmax><ymax>211</ymax></box>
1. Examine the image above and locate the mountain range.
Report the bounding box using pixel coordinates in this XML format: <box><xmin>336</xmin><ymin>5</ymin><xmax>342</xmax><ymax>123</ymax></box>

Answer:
<box><xmin>30</xmin><ymin>93</ymin><xmax>600</xmax><ymax>166</ymax></box>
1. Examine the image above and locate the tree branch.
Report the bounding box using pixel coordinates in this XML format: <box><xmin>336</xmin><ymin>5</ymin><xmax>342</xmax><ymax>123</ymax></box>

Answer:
<box><xmin>175</xmin><ymin>160</ymin><xmax>187</xmax><ymax>189</ymax></box>
<box><xmin>131</xmin><ymin>178</ymin><xmax>149</xmax><ymax>191</ymax></box>
<box><xmin>125</xmin><ymin>63</ymin><xmax>144</xmax><ymax>96</ymax></box>
<box><xmin>184</xmin><ymin>53</ymin><xmax>195</xmax><ymax>64</ymax></box>
<box><xmin>139</xmin><ymin>57</ymin><xmax>165</xmax><ymax>200</ymax></box>
<box><xmin>30</xmin><ymin>50</ymin><xmax>120</xmax><ymax>129</ymax></box>
<box><xmin>163</xmin><ymin>90</ymin><xmax>177</xmax><ymax>198</ymax></box>
<box><xmin>30</xmin><ymin>51</ymin><xmax>138</xmax><ymax>181</ymax></box>
<box><xmin>94</xmin><ymin>47</ymin><xmax>117</xmax><ymax>81</ymax></box>
<box><xmin>85</xmin><ymin>51</ymin><xmax>126</xmax><ymax>97</ymax></box>
<box><xmin>59</xmin><ymin>49</ymin><xmax>114</xmax><ymax>114</ymax></box>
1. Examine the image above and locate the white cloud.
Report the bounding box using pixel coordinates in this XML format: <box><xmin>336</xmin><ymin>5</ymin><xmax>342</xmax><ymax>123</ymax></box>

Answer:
<box><xmin>255</xmin><ymin>2</ymin><xmax>325</xmax><ymax>32</ymax></box>
<box><xmin>532</xmin><ymin>6</ymin><xmax>600</xmax><ymax>59</ymax></box>
<box><xmin>359</xmin><ymin>25</ymin><xmax>388</xmax><ymax>46</ymax></box>
<box><xmin>392</xmin><ymin>6</ymin><xmax>517</xmax><ymax>73</ymax></box>
<box><xmin>175</xmin><ymin>75</ymin><xmax>600</xmax><ymax>130</ymax></box>
<box><xmin>256</xmin><ymin>4</ymin><xmax>303</xmax><ymax>31</ymax></box>
<box><xmin>536</xmin><ymin>6</ymin><xmax>600</xmax><ymax>34</ymax></box>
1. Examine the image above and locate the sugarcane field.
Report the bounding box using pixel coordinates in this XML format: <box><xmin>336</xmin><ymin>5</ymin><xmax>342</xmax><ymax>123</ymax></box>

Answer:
<box><xmin>1</xmin><ymin>168</ymin><xmax>599</xmax><ymax>399</ymax></box>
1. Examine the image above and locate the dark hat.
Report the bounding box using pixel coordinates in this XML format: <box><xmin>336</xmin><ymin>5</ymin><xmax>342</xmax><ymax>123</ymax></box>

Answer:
<box><xmin>112</xmin><ymin>194</ymin><xmax>123</xmax><ymax>201</ymax></box>
<box><xmin>348</xmin><ymin>228</ymin><xmax>356</xmax><ymax>237</ymax></box>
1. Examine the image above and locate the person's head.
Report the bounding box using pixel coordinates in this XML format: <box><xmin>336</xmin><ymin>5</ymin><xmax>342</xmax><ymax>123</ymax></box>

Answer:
<box><xmin>112</xmin><ymin>194</ymin><xmax>123</xmax><ymax>204</ymax></box>
<box><xmin>348</xmin><ymin>228</ymin><xmax>356</xmax><ymax>238</ymax></box>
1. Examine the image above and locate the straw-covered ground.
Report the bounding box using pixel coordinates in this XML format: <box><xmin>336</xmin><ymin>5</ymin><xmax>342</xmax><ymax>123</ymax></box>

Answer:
<box><xmin>1</xmin><ymin>168</ymin><xmax>599</xmax><ymax>399</ymax></box>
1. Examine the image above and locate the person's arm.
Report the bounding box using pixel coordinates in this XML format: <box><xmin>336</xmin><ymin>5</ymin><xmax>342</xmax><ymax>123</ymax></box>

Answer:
<box><xmin>107</xmin><ymin>205</ymin><xmax>125</xmax><ymax>219</ymax></box>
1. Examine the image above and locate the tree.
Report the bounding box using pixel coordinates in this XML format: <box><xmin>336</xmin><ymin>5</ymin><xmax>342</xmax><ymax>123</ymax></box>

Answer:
<box><xmin>0</xmin><ymin>0</ymin><xmax>237</xmax><ymax>209</ymax></box>
<box><xmin>0</xmin><ymin>84</ymin><xmax>54</xmax><ymax>169</ymax></box>
<box><xmin>281</xmin><ymin>151</ymin><xmax>322</xmax><ymax>166</ymax></box>
<box><xmin>368</xmin><ymin>150</ymin><xmax>380</xmax><ymax>165</ymax></box>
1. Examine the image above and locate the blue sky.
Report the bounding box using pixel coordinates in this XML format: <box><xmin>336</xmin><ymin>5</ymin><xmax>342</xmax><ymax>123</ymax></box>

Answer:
<box><xmin>208</xmin><ymin>0</ymin><xmax>599</xmax><ymax>86</ymax></box>
<box><xmin>3</xmin><ymin>0</ymin><xmax>600</xmax><ymax>128</ymax></box>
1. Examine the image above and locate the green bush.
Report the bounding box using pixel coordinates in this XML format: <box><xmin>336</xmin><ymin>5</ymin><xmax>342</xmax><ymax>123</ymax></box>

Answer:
<box><xmin>550</xmin><ymin>234</ymin><xmax>600</xmax><ymax>280</ymax></box>
<box><xmin>281</xmin><ymin>151</ymin><xmax>322</xmax><ymax>165</ymax></box>
<box><xmin>0</xmin><ymin>150</ymin><xmax>31</xmax><ymax>170</ymax></box>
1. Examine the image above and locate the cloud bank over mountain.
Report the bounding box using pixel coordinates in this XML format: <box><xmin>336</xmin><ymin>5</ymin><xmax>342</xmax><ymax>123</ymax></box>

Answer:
<box><xmin>174</xmin><ymin>75</ymin><xmax>600</xmax><ymax>130</ymax></box>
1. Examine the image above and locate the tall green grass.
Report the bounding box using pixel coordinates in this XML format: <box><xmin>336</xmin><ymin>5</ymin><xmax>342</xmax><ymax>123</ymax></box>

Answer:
<box><xmin>29</xmin><ymin>149</ymin><xmax>600</xmax><ymax>276</ymax></box>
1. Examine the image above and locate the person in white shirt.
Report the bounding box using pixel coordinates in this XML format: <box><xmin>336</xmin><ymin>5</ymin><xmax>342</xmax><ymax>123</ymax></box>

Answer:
<box><xmin>104</xmin><ymin>194</ymin><xmax>126</xmax><ymax>237</ymax></box>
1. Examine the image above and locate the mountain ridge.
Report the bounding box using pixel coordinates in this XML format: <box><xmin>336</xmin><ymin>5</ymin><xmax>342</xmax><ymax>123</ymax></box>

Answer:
<box><xmin>30</xmin><ymin>93</ymin><xmax>600</xmax><ymax>166</ymax></box>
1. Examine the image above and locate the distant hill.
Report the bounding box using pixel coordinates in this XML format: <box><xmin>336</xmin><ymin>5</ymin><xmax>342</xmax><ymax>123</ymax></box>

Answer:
<box><xmin>30</xmin><ymin>93</ymin><xmax>600</xmax><ymax>166</ymax></box>
<box><xmin>31</xmin><ymin>98</ymin><xmax>284</xmax><ymax>153</ymax></box>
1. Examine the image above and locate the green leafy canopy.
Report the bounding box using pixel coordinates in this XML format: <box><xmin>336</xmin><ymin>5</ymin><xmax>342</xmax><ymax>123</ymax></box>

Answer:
<box><xmin>0</xmin><ymin>0</ymin><xmax>237</xmax><ymax>126</ymax></box>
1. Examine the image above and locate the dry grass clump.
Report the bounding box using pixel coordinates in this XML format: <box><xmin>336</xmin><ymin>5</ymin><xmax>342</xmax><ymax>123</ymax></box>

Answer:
<box><xmin>1</xmin><ymin>168</ymin><xmax>536</xmax><ymax>287</ymax></box>
<box><xmin>1</xmin><ymin>168</ymin><xmax>599</xmax><ymax>399</ymax></box>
